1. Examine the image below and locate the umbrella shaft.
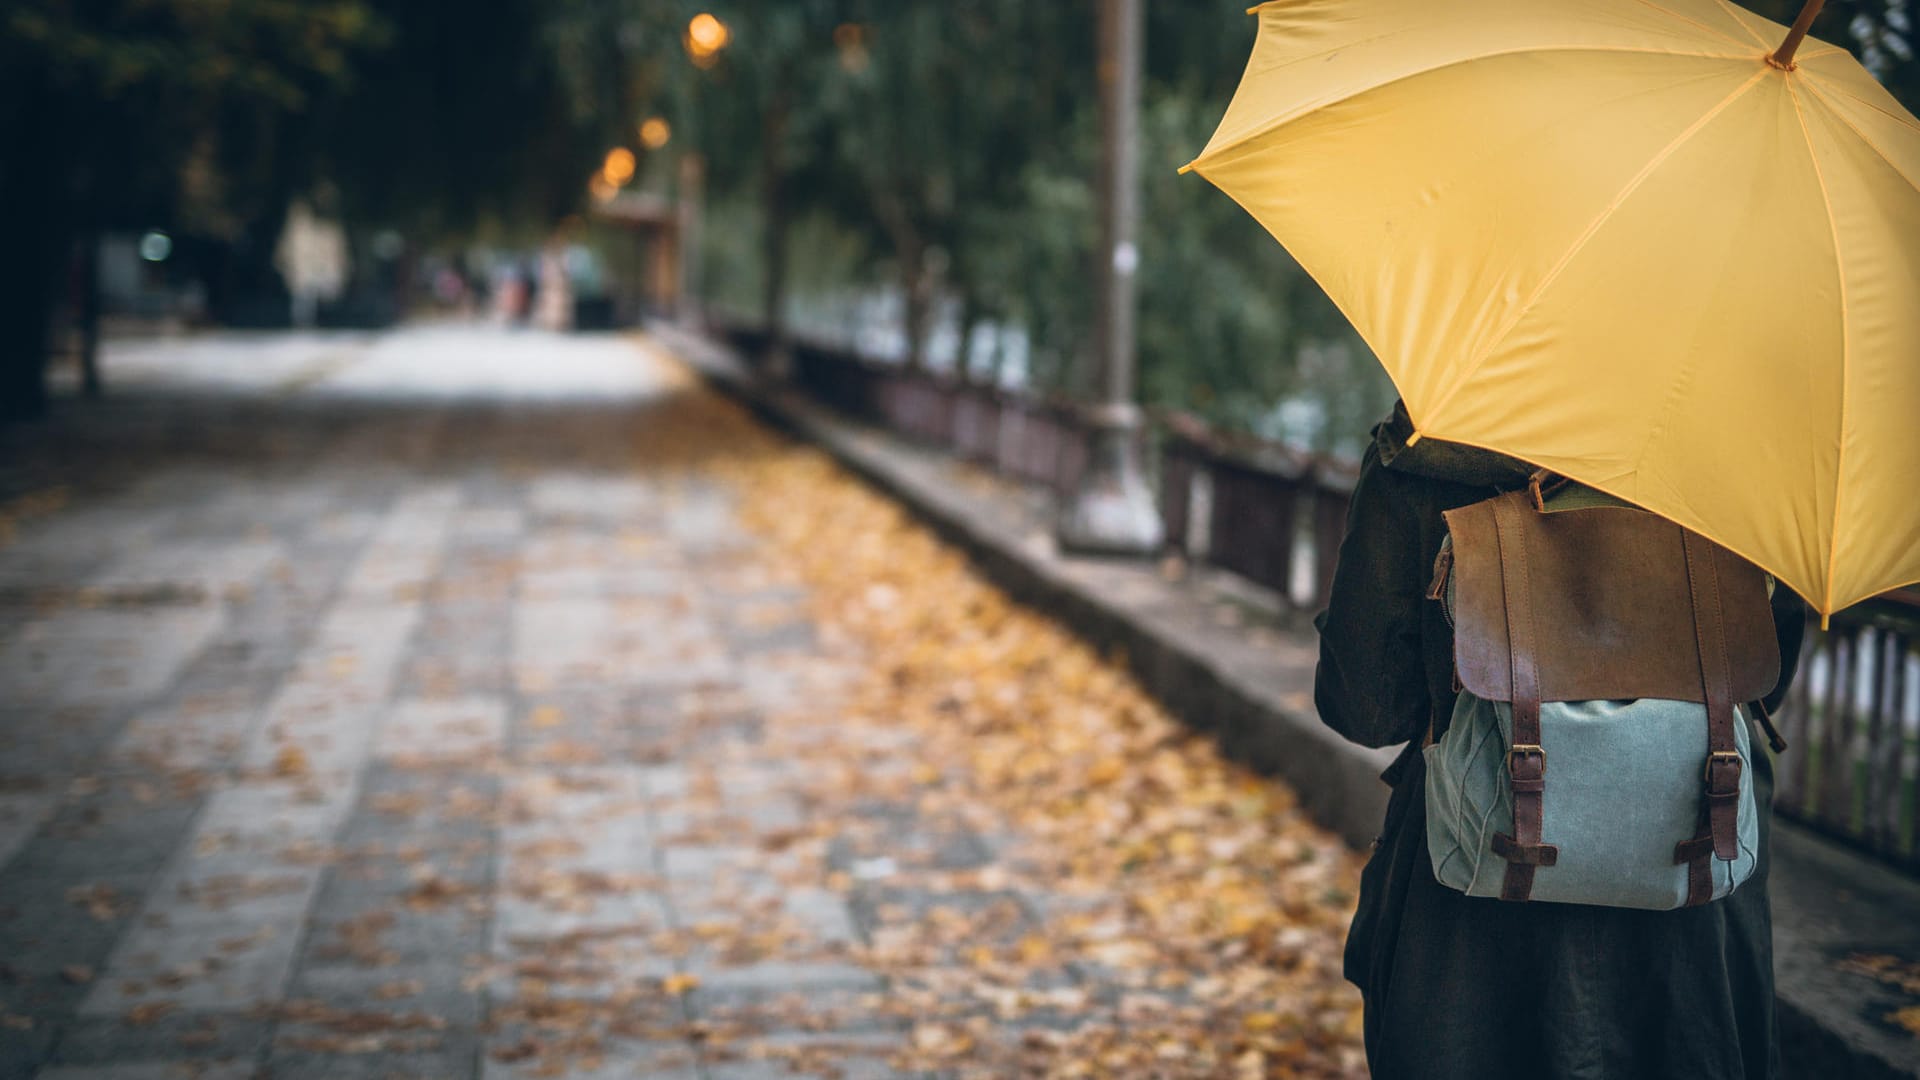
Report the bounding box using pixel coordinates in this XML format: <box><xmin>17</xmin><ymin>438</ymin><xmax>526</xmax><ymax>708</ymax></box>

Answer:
<box><xmin>1770</xmin><ymin>0</ymin><xmax>1827</xmax><ymax>69</ymax></box>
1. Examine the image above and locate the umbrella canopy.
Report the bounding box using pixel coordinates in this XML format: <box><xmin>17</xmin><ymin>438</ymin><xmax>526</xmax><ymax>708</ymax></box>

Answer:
<box><xmin>1184</xmin><ymin>0</ymin><xmax>1920</xmax><ymax>619</ymax></box>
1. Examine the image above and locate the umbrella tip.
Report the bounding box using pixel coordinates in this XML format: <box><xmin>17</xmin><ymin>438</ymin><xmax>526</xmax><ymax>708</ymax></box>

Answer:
<box><xmin>1177</xmin><ymin>162</ymin><xmax>1196</xmax><ymax>175</ymax></box>
<box><xmin>1405</xmin><ymin>430</ymin><xmax>1423</xmax><ymax>447</ymax></box>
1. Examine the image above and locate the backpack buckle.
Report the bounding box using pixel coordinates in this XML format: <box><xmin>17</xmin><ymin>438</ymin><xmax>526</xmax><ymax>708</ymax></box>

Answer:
<box><xmin>1507</xmin><ymin>744</ymin><xmax>1546</xmax><ymax>781</ymax></box>
<box><xmin>1704</xmin><ymin>750</ymin><xmax>1743</xmax><ymax>797</ymax></box>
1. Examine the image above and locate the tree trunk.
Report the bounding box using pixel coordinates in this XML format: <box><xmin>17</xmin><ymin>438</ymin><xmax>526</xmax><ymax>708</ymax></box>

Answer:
<box><xmin>0</xmin><ymin>73</ymin><xmax>66</xmax><ymax>422</ymax></box>
<box><xmin>901</xmin><ymin>247</ymin><xmax>931</xmax><ymax>373</ymax></box>
<box><xmin>875</xmin><ymin>192</ymin><xmax>930</xmax><ymax>372</ymax></box>
<box><xmin>0</xmin><ymin>257</ymin><xmax>58</xmax><ymax>422</ymax></box>
<box><xmin>954</xmin><ymin>289</ymin><xmax>981</xmax><ymax>385</ymax></box>
<box><xmin>760</xmin><ymin>98</ymin><xmax>792</xmax><ymax>378</ymax></box>
<box><xmin>77</xmin><ymin>231</ymin><xmax>103</xmax><ymax>399</ymax></box>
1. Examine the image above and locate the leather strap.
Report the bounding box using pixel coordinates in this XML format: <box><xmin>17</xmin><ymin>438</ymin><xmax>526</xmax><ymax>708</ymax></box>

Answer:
<box><xmin>1675</xmin><ymin>532</ymin><xmax>1744</xmax><ymax>905</ymax></box>
<box><xmin>1677</xmin><ymin>828</ymin><xmax>1715</xmax><ymax>906</ymax></box>
<box><xmin>1491</xmin><ymin>495</ymin><xmax>1556</xmax><ymax>901</ymax></box>
<box><xmin>1751</xmin><ymin>698</ymin><xmax>1789</xmax><ymax>754</ymax></box>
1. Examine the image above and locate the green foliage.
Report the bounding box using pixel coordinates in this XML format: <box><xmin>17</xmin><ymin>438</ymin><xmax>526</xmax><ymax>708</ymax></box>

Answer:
<box><xmin>1136</xmin><ymin>35</ymin><xmax>1392</xmax><ymax>446</ymax></box>
<box><xmin>320</xmin><ymin>0</ymin><xmax>594</xmax><ymax>239</ymax></box>
<box><xmin>643</xmin><ymin>0</ymin><xmax>1390</xmax><ymax>447</ymax></box>
<box><xmin>0</xmin><ymin>0</ymin><xmax>387</xmax><ymax>417</ymax></box>
<box><xmin>5</xmin><ymin>0</ymin><xmax>376</xmax><ymax>109</ymax></box>
<box><xmin>2</xmin><ymin>0</ymin><xmax>381</xmax><ymax>230</ymax></box>
<box><xmin>8</xmin><ymin>0</ymin><xmax>1911</xmax><ymax>442</ymax></box>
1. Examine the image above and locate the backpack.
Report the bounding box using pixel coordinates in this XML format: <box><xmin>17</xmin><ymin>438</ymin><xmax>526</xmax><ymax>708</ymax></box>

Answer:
<box><xmin>1422</xmin><ymin>474</ymin><xmax>1782</xmax><ymax>909</ymax></box>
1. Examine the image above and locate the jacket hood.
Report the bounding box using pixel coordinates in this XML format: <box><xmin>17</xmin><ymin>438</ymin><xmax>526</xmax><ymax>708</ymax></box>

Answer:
<box><xmin>1371</xmin><ymin>400</ymin><xmax>1536</xmax><ymax>489</ymax></box>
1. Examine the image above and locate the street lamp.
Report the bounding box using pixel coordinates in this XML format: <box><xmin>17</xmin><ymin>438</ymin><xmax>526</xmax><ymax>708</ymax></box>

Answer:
<box><xmin>1057</xmin><ymin>0</ymin><xmax>1163</xmax><ymax>556</ymax></box>
<box><xmin>685</xmin><ymin>13</ymin><xmax>730</xmax><ymax>67</ymax></box>
<box><xmin>602</xmin><ymin>147</ymin><xmax>637</xmax><ymax>186</ymax></box>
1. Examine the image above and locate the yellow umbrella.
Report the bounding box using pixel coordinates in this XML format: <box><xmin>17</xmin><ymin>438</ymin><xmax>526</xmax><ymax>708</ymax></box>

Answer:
<box><xmin>1184</xmin><ymin>0</ymin><xmax>1920</xmax><ymax>622</ymax></box>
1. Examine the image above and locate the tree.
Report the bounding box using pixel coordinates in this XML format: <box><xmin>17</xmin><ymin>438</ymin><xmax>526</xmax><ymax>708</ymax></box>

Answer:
<box><xmin>320</xmin><ymin>0</ymin><xmax>596</xmax><ymax>243</ymax></box>
<box><xmin>0</xmin><ymin>0</ymin><xmax>380</xmax><ymax>419</ymax></box>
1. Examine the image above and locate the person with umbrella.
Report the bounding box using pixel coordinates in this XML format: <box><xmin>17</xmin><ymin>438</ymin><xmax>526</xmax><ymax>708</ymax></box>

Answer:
<box><xmin>1186</xmin><ymin>0</ymin><xmax>1919</xmax><ymax>1074</ymax></box>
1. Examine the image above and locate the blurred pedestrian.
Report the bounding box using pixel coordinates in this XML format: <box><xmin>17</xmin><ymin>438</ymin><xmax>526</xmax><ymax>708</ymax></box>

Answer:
<box><xmin>274</xmin><ymin>199</ymin><xmax>348</xmax><ymax>329</ymax></box>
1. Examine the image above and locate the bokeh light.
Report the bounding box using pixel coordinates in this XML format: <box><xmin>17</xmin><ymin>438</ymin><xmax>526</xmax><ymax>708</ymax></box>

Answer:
<box><xmin>601</xmin><ymin>147</ymin><xmax>636</xmax><ymax>185</ymax></box>
<box><xmin>835</xmin><ymin>23</ymin><xmax>870</xmax><ymax>75</ymax></box>
<box><xmin>138</xmin><ymin>230</ymin><xmax>173</xmax><ymax>262</ymax></box>
<box><xmin>685</xmin><ymin>13</ymin><xmax>730</xmax><ymax>67</ymax></box>
<box><xmin>639</xmin><ymin>116</ymin><xmax>672</xmax><ymax>150</ymax></box>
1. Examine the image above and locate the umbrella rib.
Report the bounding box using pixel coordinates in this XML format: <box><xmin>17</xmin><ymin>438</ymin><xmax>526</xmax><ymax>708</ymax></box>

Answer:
<box><xmin>1799</xmin><ymin>71</ymin><xmax>1920</xmax><ymax>137</ymax></box>
<box><xmin>1700</xmin><ymin>0</ymin><xmax>1775</xmax><ymax>49</ymax></box>
<box><xmin>1784</xmin><ymin>79</ymin><xmax>1851</xmax><ymax>619</ymax></box>
<box><xmin>1420</xmin><ymin>67</ymin><xmax>1773</xmax><ymax>428</ymax></box>
<box><xmin>1245</xmin><ymin>25</ymin><xmax>1433</xmax><ymax>79</ymax></box>
<box><xmin>1801</xmin><ymin>80</ymin><xmax>1920</xmax><ymax>194</ymax></box>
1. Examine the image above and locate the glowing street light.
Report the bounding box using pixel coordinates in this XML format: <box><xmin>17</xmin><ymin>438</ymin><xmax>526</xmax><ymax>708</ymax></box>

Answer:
<box><xmin>602</xmin><ymin>147</ymin><xmax>637</xmax><ymax>185</ymax></box>
<box><xmin>685</xmin><ymin>13</ymin><xmax>730</xmax><ymax>66</ymax></box>
<box><xmin>639</xmin><ymin>116</ymin><xmax>672</xmax><ymax>150</ymax></box>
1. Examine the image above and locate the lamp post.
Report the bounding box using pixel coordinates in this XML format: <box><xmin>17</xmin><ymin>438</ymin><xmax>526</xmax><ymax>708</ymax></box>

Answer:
<box><xmin>1058</xmin><ymin>0</ymin><xmax>1163</xmax><ymax>556</ymax></box>
<box><xmin>676</xmin><ymin>152</ymin><xmax>705</xmax><ymax>326</ymax></box>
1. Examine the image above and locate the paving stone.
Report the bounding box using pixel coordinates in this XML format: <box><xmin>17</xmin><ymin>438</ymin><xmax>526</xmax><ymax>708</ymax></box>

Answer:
<box><xmin>298</xmin><ymin>856</ymin><xmax>491</xmax><ymax>970</ymax></box>
<box><xmin>0</xmin><ymin>789</ymin><xmax>59</xmax><ymax>868</ymax></box>
<box><xmin>0</xmin><ymin>607</ymin><xmax>224</xmax><ymax>710</ymax></box>
<box><xmin>45</xmin><ymin>1010</ymin><xmax>269</xmax><ymax>1068</ymax></box>
<box><xmin>781</xmin><ymin>889</ymin><xmax>862</xmax><ymax>946</ymax></box>
<box><xmin>179</xmin><ymin>783</ymin><xmax>348</xmax><ymax>857</ymax></box>
<box><xmin>0</xmin><ymin>1024</ymin><xmax>59</xmax><ymax>1079</ymax></box>
<box><xmin>38</xmin><ymin>1062</ymin><xmax>255</xmax><ymax>1080</ymax></box>
<box><xmin>685</xmin><ymin>985</ymin><xmax>899</xmax><ymax>1032</ymax></box>
<box><xmin>79</xmin><ymin>877</ymin><xmax>318</xmax><ymax>1015</ymax></box>
<box><xmin>701</xmin><ymin>1031</ymin><xmax>916</xmax><ymax>1080</ymax></box>
<box><xmin>480</xmin><ymin>1038</ymin><xmax>701</xmax><ymax>1080</ymax></box>
<box><xmin>104</xmin><ymin>698</ymin><xmax>261</xmax><ymax>776</ymax></box>
<box><xmin>0</xmin><ymin>866</ymin><xmax>156</xmax><ymax>984</ymax></box>
<box><xmin>508</xmin><ymin>692</ymin><xmax>663</xmax><ymax>767</ymax></box>
<box><xmin>89</xmin><ymin>539</ymin><xmax>287</xmax><ymax>599</ymax></box>
<box><xmin>689</xmin><ymin>960</ymin><xmax>884</xmax><ymax>995</ymax></box>
<box><xmin>374</xmin><ymin>699</ymin><xmax>506</xmax><ymax>768</ymax></box>
<box><xmin>284</xmin><ymin>964</ymin><xmax>481</xmax><ymax>1026</ymax></box>
<box><xmin>335</xmin><ymin>768</ymin><xmax>499</xmax><ymax>851</ymax></box>
<box><xmin>526</xmin><ymin>476</ymin><xmax>659</xmax><ymax>523</ymax></box>
<box><xmin>451</xmin><ymin>508</ymin><xmax>525</xmax><ymax>541</ymax></box>
<box><xmin>659</xmin><ymin>845</ymin><xmax>761</xmax><ymax>883</ymax></box>
<box><xmin>262</xmin><ymin>1035</ymin><xmax>478</xmax><ymax>1080</ymax></box>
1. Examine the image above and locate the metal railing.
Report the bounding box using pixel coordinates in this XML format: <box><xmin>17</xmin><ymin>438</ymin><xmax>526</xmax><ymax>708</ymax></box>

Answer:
<box><xmin>1774</xmin><ymin>597</ymin><xmax>1920</xmax><ymax>871</ymax></box>
<box><xmin>715</xmin><ymin>323</ymin><xmax>1920</xmax><ymax>874</ymax></box>
<box><xmin>1157</xmin><ymin>413</ymin><xmax>1356</xmax><ymax>609</ymax></box>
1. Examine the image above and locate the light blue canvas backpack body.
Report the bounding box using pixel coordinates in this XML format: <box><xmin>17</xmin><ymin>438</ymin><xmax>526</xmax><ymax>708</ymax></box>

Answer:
<box><xmin>1423</xmin><ymin>478</ymin><xmax>1783</xmax><ymax>910</ymax></box>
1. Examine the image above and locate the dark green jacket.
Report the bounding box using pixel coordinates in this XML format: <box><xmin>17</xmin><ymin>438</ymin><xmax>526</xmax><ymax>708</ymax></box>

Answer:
<box><xmin>1314</xmin><ymin>402</ymin><xmax>1805</xmax><ymax>1080</ymax></box>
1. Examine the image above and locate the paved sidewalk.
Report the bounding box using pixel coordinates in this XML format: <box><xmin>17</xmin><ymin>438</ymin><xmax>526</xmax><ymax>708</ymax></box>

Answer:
<box><xmin>0</xmin><ymin>329</ymin><xmax>893</xmax><ymax>1078</ymax></box>
<box><xmin>0</xmin><ymin>328</ymin><xmax>1363</xmax><ymax>1080</ymax></box>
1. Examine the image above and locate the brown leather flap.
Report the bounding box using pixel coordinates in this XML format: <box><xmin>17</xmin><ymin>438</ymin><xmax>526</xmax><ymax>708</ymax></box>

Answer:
<box><xmin>1444</xmin><ymin>491</ymin><xmax>1779</xmax><ymax>704</ymax></box>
